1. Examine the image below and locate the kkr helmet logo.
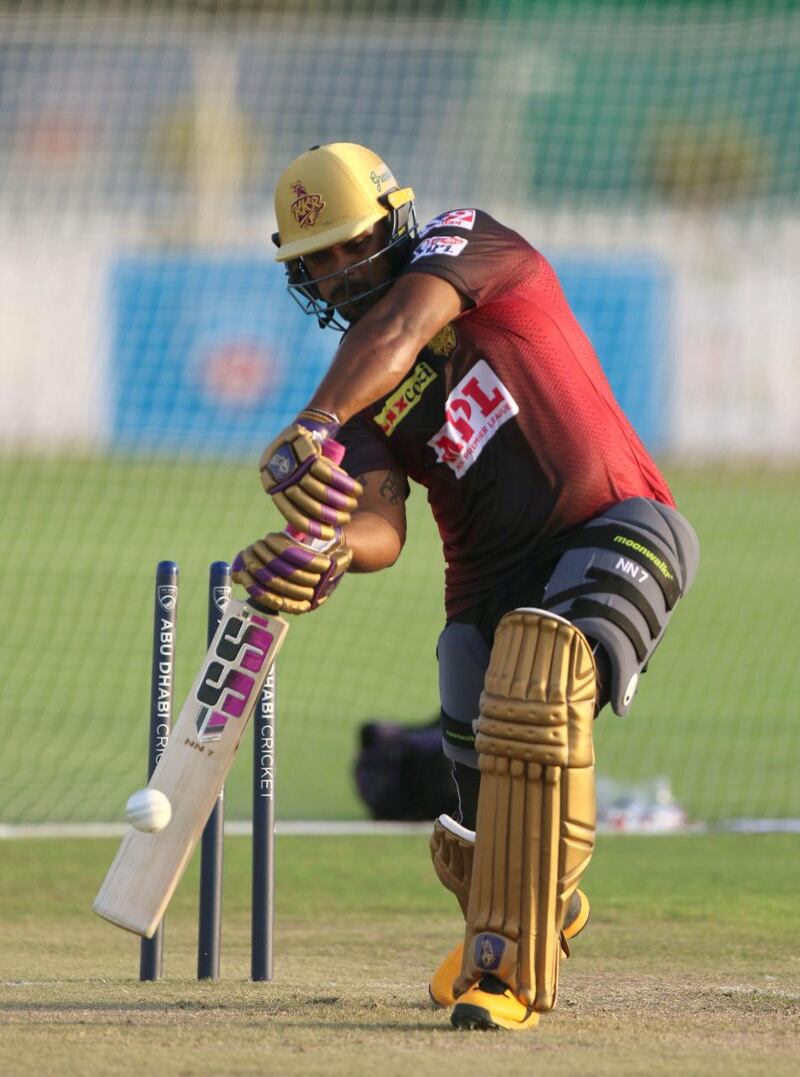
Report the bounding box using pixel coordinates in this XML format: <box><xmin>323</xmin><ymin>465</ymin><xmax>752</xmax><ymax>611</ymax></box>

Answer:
<box><xmin>290</xmin><ymin>180</ymin><xmax>326</xmax><ymax>229</ymax></box>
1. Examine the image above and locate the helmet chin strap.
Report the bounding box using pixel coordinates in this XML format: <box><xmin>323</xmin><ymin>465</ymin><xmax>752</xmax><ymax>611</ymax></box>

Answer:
<box><xmin>283</xmin><ymin>195</ymin><xmax>418</xmax><ymax>332</ymax></box>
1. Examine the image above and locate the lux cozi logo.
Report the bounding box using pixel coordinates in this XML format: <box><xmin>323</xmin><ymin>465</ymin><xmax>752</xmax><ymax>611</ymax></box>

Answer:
<box><xmin>428</xmin><ymin>359</ymin><xmax>519</xmax><ymax>477</ymax></box>
<box><xmin>193</xmin><ymin>610</ymin><xmax>274</xmax><ymax>743</ymax></box>
<box><xmin>374</xmin><ymin>361</ymin><xmax>437</xmax><ymax>436</ymax></box>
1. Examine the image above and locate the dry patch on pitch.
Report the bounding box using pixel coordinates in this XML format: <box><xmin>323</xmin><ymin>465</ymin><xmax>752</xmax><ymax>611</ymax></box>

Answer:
<box><xmin>2</xmin><ymin>928</ymin><xmax>798</xmax><ymax>1077</ymax></box>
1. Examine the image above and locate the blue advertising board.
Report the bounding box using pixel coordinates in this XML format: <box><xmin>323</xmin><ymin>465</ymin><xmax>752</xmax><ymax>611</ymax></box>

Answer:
<box><xmin>110</xmin><ymin>255</ymin><xmax>336</xmax><ymax>457</ymax></box>
<box><xmin>554</xmin><ymin>255</ymin><xmax>669</xmax><ymax>451</ymax></box>
<box><xmin>110</xmin><ymin>253</ymin><xmax>667</xmax><ymax>456</ymax></box>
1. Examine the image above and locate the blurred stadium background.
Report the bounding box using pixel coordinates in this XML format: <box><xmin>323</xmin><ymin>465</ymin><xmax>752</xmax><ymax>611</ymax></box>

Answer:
<box><xmin>1</xmin><ymin>0</ymin><xmax>797</xmax><ymax>826</ymax></box>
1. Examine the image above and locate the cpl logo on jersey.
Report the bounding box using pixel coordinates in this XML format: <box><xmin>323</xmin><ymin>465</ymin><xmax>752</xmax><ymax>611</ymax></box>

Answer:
<box><xmin>410</xmin><ymin>235</ymin><xmax>468</xmax><ymax>262</ymax></box>
<box><xmin>418</xmin><ymin>209</ymin><xmax>477</xmax><ymax>239</ymax></box>
<box><xmin>428</xmin><ymin>359</ymin><xmax>519</xmax><ymax>477</ymax></box>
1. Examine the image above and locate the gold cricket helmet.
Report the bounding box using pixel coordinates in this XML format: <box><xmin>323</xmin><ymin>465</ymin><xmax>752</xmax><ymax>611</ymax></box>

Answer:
<box><xmin>273</xmin><ymin>143</ymin><xmax>417</xmax><ymax>330</ymax></box>
<box><xmin>273</xmin><ymin>142</ymin><xmax>413</xmax><ymax>261</ymax></box>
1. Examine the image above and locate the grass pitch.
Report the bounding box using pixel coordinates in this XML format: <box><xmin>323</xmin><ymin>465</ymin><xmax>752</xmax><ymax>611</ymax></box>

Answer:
<box><xmin>1</xmin><ymin>833</ymin><xmax>798</xmax><ymax>1076</ymax></box>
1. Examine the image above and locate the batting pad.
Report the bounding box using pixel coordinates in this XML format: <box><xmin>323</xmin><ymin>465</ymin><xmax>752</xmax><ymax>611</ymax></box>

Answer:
<box><xmin>454</xmin><ymin>609</ymin><xmax>597</xmax><ymax>1013</ymax></box>
<box><xmin>430</xmin><ymin>814</ymin><xmax>475</xmax><ymax>917</ymax></box>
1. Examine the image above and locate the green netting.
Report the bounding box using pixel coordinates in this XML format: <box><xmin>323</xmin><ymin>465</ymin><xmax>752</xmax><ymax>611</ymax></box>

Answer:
<box><xmin>1</xmin><ymin>0</ymin><xmax>798</xmax><ymax>823</ymax></box>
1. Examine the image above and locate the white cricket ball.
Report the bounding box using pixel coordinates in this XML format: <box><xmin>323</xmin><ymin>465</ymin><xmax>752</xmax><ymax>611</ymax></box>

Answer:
<box><xmin>126</xmin><ymin>788</ymin><xmax>172</xmax><ymax>832</ymax></box>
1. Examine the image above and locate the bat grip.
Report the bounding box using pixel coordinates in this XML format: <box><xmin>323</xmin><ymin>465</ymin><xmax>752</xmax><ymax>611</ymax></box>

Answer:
<box><xmin>321</xmin><ymin>438</ymin><xmax>345</xmax><ymax>466</ymax></box>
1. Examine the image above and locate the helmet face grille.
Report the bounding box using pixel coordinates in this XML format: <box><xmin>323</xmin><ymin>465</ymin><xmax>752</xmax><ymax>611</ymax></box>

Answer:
<box><xmin>284</xmin><ymin>197</ymin><xmax>418</xmax><ymax>331</ymax></box>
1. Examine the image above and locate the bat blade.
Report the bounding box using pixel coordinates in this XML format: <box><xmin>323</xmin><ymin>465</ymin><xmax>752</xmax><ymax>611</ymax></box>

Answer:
<box><xmin>93</xmin><ymin>599</ymin><xmax>288</xmax><ymax>938</ymax></box>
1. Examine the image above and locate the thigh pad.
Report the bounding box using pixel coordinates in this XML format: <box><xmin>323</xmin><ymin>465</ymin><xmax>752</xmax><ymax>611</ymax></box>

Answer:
<box><xmin>543</xmin><ymin>498</ymin><xmax>699</xmax><ymax>714</ymax></box>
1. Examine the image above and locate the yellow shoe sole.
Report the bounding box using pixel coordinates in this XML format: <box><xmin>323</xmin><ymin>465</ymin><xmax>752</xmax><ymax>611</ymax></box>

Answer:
<box><xmin>450</xmin><ymin>979</ymin><xmax>540</xmax><ymax>1031</ymax></box>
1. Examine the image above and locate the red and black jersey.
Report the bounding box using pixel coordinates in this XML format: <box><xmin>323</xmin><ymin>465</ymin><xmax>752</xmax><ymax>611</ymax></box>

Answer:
<box><xmin>337</xmin><ymin>209</ymin><xmax>675</xmax><ymax>618</ymax></box>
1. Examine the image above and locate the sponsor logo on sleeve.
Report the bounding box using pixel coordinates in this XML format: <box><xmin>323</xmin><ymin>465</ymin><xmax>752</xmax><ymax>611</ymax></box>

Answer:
<box><xmin>418</xmin><ymin>209</ymin><xmax>477</xmax><ymax>238</ymax></box>
<box><xmin>410</xmin><ymin>235</ymin><xmax>469</xmax><ymax>262</ymax></box>
<box><xmin>428</xmin><ymin>359</ymin><xmax>518</xmax><ymax>477</ymax></box>
<box><xmin>374</xmin><ymin>361</ymin><xmax>438</xmax><ymax>436</ymax></box>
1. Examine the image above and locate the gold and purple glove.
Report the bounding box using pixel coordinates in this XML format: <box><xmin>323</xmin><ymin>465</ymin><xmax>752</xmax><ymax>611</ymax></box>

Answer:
<box><xmin>258</xmin><ymin>409</ymin><xmax>362</xmax><ymax>542</ymax></box>
<box><xmin>232</xmin><ymin>524</ymin><xmax>352</xmax><ymax>615</ymax></box>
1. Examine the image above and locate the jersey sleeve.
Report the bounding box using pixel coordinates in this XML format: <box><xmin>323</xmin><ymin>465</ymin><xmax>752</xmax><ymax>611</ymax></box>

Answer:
<box><xmin>336</xmin><ymin>413</ymin><xmax>411</xmax><ymax>496</ymax></box>
<box><xmin>402</xmin><ymin>209</ymin><xmax>537</xmax><ymax>308</ymax></box>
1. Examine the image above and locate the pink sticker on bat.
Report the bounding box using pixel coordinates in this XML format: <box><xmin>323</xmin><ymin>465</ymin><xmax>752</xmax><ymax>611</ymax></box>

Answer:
<box><xmin>220</xmin><ymin>671</ymin><xmax>255</xmax><ymax>717</ymax></box>
<box><xmin>241</xmin><ymin>636</ymin><xmax>273</xmax><ymax>672</ymax></box>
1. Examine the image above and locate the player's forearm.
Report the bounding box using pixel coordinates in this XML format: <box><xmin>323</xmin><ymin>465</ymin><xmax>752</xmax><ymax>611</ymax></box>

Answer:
<box><xmin>306</xmin><ymin>272</ymin><xmax>466</xmax><ymax>424</ymax></box>
<box><xmin>344</xmin><ymin>511</ymin><xmax>405</xmax><ymax>573</ymax></box>
<box><xmin>307</xmin><ymin>310</ymin><xmax>419</xmax><ymax>424</ymax></box>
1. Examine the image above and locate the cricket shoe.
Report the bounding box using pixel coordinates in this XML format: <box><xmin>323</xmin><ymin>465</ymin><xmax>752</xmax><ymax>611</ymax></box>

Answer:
<box><xmin>450</xmin><ymin>975</ymin><xmax>540</xmax><ymax>1032</ymax></box>
<box><xmin>428</xmin><ymin>887</ymin><xmax>590</xmax><ymax>1010</ymax></box>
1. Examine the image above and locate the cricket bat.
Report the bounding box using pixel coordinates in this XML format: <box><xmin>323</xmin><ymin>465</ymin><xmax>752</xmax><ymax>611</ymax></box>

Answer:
<box><xmin>93</xmin><ymin>599</ymin><xmax>289</xmax><ymax>938</ymax></box>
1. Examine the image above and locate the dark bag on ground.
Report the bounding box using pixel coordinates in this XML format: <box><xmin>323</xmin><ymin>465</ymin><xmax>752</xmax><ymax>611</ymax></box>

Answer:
<box><xmin>354</xmin><ymin>716</ymin><xmax>459</xmax><ymax>821</ymax></box>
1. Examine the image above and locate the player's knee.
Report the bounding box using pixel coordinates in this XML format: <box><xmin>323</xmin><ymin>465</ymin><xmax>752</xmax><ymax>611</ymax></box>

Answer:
<box><xmin>477</xmin><ymin>607</ymin><xmax>597</xmax><ymax>765</ymax></box>
<box><xmin>590</xmin><ymin>642</ymin><xmax>613</xmax><ymax>713</ymax></box>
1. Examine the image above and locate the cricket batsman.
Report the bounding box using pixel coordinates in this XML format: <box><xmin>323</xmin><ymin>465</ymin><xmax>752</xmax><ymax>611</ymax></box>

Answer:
<box><xmin>232</xmin><ymin>143</ymin><xmax>699</xmax><ymax>1031</ymax></box>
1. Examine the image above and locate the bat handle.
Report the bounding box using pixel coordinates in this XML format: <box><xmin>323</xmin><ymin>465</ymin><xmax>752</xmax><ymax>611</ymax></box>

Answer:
<box><xmin>321</xmin><ymin>438</ymin><xmax>345</xmax><ymax>466</ymax></box>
